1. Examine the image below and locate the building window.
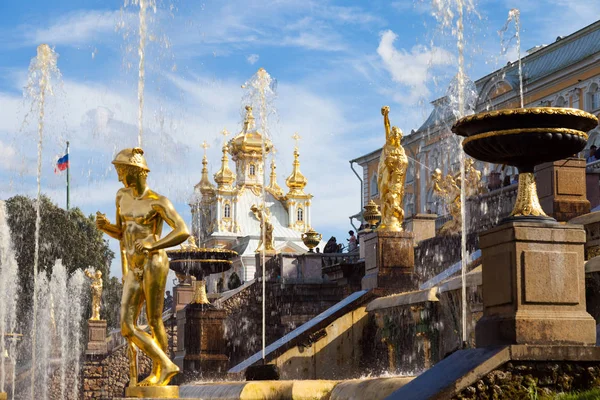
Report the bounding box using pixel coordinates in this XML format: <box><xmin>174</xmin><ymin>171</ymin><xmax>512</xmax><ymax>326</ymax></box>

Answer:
<box><xmin>588</xmin><ymin>84</ymin><xmax>600</xmax><ymax>111</ymax></box>
<box><xmin>370</xmin><ymin>174</ymin><xmax>378</xmax><ymax>197</ymax></box>
<box><xmin>249</xmin><ymin>164</ymin><xmax>256</xmax><ymax>176</ymax></box>
<box><xmin>555</xmin><ymin>96</ymin><xmax>566</xmax><ymax>107</ymax></box>
<box><xmin>224</xmin><ymin>203</ymin><xmax>231</xmax><ymax>218</ymax></box>
<box><xmin>572</xmin><ymin>91</ymin><xmax>581</xmax><ymax>109</ymax></box>
<box><xmin>297</xmin><ymin>208</ymin><xmax>303</xmax><ymax>222</ymax></box>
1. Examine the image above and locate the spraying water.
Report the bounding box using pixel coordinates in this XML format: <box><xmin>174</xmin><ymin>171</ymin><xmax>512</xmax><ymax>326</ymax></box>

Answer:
<box><xmin>499</xmin><ymin>9</ymin><xmax>524</xmax><ymax>107</ymax></box>
<box><xmin>23</xmin><ymin>44</ymin><xmax>61</xmax><ymax>398</ymax></box>
<box><xmin>124</xmin><ymin>0</ymin><xmax>157</xmax><ymax>147</ymax></box>
<box><xmin>242</xmin><ymin>68</ymin><xmax>277</xmax><ymax>360</ymax></box>
<box><xmin>0</xmin><ymin>201</ymin><xmax>19</xmax><ymax>397</ymax></box>
<box><xmin>430</xmin><ymin>0</ymin><xmax>478</xmax><ymax>346</ymax></box>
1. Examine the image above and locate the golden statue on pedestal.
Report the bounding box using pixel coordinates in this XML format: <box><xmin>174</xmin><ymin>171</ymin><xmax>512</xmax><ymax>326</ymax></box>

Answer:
<box><xmin>251</xmin><ymin>204</ymin><xmax>276</xmax><ymax>253</ymax></box>
<box><xmin>96</xmin><ymin>147</ymin><xmax>189</xmax><ymax>395</ymax></box>
<box><xmin>85</xmin><ymin>269</ymin><xmax>103</xmax><ymax>321</ymax></box>
<box><xmin>431</xmin><ymin>158</ymin><xmax>484</xmax><ymax>235</ymax></box>
<box><xmin>377</xmin><ymin>106</ymin><xmax>408</xmax><ymax>232</ymax></box>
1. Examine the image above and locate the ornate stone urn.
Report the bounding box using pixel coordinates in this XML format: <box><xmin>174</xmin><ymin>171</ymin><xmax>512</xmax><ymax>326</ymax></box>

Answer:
<box><xmin>452</xmin><ymin>107</ymin><xmax>599</xmax><ymax>347</ymax></box>
<box><xmin>452</xmin><ymin>107</ymin><xmax>597</xmax><ymax>221</ymax></box>
<box><xmin>301</xmin><ymin>228</ymin><xmax>322</xmax><ymax>252</ymax></box>
<box><xmin>363</xmin><ymin>200</ymin><xmax>382</xmax><ymax>229</ymax></box>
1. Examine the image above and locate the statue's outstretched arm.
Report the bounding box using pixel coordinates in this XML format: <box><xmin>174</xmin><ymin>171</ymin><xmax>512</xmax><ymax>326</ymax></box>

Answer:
<box><xmin>381</xmin><ymin>106</ymin><xmax>391</xmax><ymax>140</ymax></box>
<box><xmin>148</xmin><ymin>197</ymin><xmax>190</xmax><ymax>251</ymax></box>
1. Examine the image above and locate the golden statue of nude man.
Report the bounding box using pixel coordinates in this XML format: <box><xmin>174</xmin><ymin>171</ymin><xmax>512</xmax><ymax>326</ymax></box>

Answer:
<box><xmin>96</xmin><ymin>147</ymin><xmax>189</xmax><ymax>393</ymax></box>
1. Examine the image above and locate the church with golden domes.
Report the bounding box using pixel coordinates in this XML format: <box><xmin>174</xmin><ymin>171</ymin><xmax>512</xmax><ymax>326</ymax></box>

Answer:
<box><xmin>190</xmin><ymin>105</ymin><xmax>316</xmax><ymax>283</ymax></box>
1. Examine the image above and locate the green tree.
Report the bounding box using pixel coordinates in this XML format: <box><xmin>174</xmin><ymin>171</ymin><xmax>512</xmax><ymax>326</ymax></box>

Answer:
<box><xmin>5</xmin><ymin>195</ymin><xmax>115</xmax><ymax>328</ymax></box>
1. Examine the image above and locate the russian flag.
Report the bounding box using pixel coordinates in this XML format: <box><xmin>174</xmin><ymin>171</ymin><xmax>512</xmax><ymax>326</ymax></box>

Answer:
<box><xmin>55</xmin><ymin>154</ymin><xmax>69</xmax><ymax>173</ymax></box>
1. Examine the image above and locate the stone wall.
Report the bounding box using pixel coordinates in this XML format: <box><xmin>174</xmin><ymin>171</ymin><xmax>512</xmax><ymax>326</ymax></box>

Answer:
<box><xmin>81</xmin><ymin>316</ymin><xmax>176</xmax><ymax>399</ymax></box>
<box><xmin>454</xmin><ymin>361</ymin><xmax>600</xmax><ymax>399</ymax></box>
<box><xmin>220</xmin><ymin>263</ymin><xmax>348</xmax><ymax>368</ymax></box>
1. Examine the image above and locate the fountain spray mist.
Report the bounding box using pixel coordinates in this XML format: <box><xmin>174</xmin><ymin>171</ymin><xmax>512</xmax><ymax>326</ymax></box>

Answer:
<box><xmin>500</xmin><ymin>9</ymin><xmax>524</xmax><ymax>107</ymax></box>
<box><xmin>24</xmin><ymin>44</ymin><xmax>61</xmax><ymax>398</ymax></box>
<box><xmin>430</xmin><ymin>0</ymin><xmax>478</xmax><ymax>346</ymax></box>
<box><xmin>0</xmin><ymin>201</ymin><xmax>19</xmax><ymax>396</ymax></box>
<box><xmin>242</xmin><ymin>68</ymin><xmax>277</xmax><ymax>360</ymax></box>
<box><xmin>129</xmin><ymin>0</ymin><xmax>156</xmax><ymax>147</ymax></box>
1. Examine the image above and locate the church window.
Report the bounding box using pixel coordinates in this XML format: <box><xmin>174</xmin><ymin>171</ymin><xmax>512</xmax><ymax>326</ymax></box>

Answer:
<box><xmin>555</xmin><ymin>96</ymin><xmax>566</xmax><ymax>107</ymax></box>
<box><xmin>249</xmin><ymin>164</ymin><xmax>256</xmax><ymax>176</ymax></box>
<box><xmin>224</xmin><ymin>203</ymin><xmax>231</xmax><ymax>218</ymax></box>
<box><xmin>297</xmin><ymin>208</ymin><xmax>303</xmax><ymax>221</ymax></box>
<box><xmin>370</xmin><ymin>173</ymin><xmax>378</xmax><ymax>197</ymax></box>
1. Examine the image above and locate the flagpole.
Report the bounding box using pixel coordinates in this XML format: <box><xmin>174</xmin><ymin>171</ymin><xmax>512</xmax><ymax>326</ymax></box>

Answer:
<box><xmin>66</xmin><ymin>141</ymin><xmax>70</xmax><ymax>210</ymax></box>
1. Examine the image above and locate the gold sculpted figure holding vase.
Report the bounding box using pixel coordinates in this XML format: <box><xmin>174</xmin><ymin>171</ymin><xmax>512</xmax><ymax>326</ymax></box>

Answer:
<box><xmin>377</xmin><ymin>106</ymin><xmax>408</xmax><ymax>232</ymax></box>
<box><xmin>251</xmin><ymin>204</ymin><xmax>276</xmax><ymax>253</ymax></box>
<box><xmin>96</xmin><ymin>147</ymin><xmax>189</xmax><ymax>393</ymax></box>
<box><xmin>85</xmin><ymin>269</ymin><xmax>103</xmax><ymax>321</ymax></box>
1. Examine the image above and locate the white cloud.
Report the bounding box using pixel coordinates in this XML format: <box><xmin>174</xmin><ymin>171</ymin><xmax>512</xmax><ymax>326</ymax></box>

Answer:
<box><xmin>377</xmin><ymin>29</ymin><xmax>453</xmax><ymax>104</ymax></box>
<box><xmin>246</xmin><ymin>54</ymin><xmax>260</xmax><ymax>65</ymax></box>
<box><xmin>25</xmin><ymin>10</ymin><xmax>119</xmax><ymax>46</ymax></box>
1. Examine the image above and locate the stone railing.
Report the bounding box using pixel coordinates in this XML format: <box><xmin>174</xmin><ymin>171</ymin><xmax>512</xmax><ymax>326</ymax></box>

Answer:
<box><xmin>466</xmin><ymin>183</ymin><xmax>518</xmax><ymax>233</ymax></box>
<box><xmin>586</xmin><ymin>158</ymin><xmax>600</xmax><ymax>172</ymax></box>
<box><xmin>321</xmin><ymin>252</ymin><xmax>360</xmax><ymax>268</ymax></box>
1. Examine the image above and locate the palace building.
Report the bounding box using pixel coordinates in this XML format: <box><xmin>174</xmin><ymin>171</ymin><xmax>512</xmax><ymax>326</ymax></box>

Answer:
<box><xmin>191</xmin><ymin>105</ymin><xmax>315</xmax><ymax>284</ymax></box>
<box><xmin>350</xmin><ymin>20</ymin><xmax>600</xmax><ymax>228</ymax></box>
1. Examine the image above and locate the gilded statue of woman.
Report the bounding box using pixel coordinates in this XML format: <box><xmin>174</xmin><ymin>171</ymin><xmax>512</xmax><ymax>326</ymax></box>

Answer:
<box><xmin>251</xmin><ymin>204</ymin><xmax>275</xmax><ymax>253</ymax></box>
<box><xmin>96</xmin><ymin>147</ymin><xmax>189</xmax><ymax>390</ymax></box>
<box><xmin>85</xmin><ymin>269</ymin><xmax>103</xmax><ymax>321</ymax></box>
<box><xmin>377</xmin><ymin>106</ymin><xmax>408</xmax><ymax>231</ymax></box>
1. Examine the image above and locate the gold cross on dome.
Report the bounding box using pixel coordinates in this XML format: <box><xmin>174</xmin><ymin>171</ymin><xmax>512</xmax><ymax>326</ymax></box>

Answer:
<box><xmin>201</xmin><ymin>141</ymin><xmax>209</xmax><ymax>157</ymax></box>
<box><xmin>291</xmin><ymin>132</ymin><xmax>301</xmax><ymax>149</ymax></box>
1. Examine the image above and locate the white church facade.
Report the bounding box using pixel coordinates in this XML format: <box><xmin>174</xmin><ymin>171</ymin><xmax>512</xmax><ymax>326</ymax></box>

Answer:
<box><xmin>190</xmin><ymin>106</ymin><xmax>315</xmax><ymax>284</ymax></box>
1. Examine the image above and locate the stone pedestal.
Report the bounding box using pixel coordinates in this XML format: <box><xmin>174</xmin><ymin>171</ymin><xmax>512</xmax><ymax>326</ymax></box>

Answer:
<box><xmin>476</xmin><ymin>221</ymin><xmax>596</xmax><ymax>347</ymax></box>
<box><xmin>586</xmin><ymin>170</ymin><xmax>600</xmax><ymax>209</ymax></box>
<box><xmin>362</xmin><ymin>230</ymin><xmax>415</xmax><ymax>294</ymax></box>
<box><xmin>297</xmin><ymin>253</ymin><xmax>323</xmax><ymax>282</ymax></box>
<box><xmin>173</xmin><ymin>284</ymin><xmax>194</xmax><ymax>313</ymax></box>
<box><xmin>536</xmin><ymin>157</ymin><xmax>590</xmax><ymax>221</ymax></box>
<box><xmin>86</xmin><ymin>319</ymin><xmax>107</xmax><ymax>355</ymax></box>
<box><xmin>405</xmin><ymin>214</ymin><xmax>437</xmax><ymax>243</ymax></box>
<box><xmin>254</xmin><ymin>253</ymin><xmax>278</xmax><ymax>281</ymax></box>
<box><xmin>175</xmin><ymin>304</ymin><xmax>228</xmax><ymax>377</ymax></box>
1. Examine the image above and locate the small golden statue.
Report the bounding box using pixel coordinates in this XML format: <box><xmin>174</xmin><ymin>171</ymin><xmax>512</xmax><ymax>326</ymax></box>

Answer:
<box><xmin>96</xmin><ymin>147</ymin><xmax>189</xmax><ymax>394</ymax></box>
<box><xmin>377</xmin><ymin>106</ymin><xmax>408</xmax><ymax>232</ymax></box>
<box><xmin>431</xmin><ymin>158</ymin><xmax>483</xmax><ymax>235</ymax></box>
<box><xmin>251</xmin><ymin>204</ymin><xmax>276</xmax><ymax>253</ymax></box>
<box><xmin>85</xmin><ymin>269</ymin><xmax>103</xmax><ymax>321</ymax></box>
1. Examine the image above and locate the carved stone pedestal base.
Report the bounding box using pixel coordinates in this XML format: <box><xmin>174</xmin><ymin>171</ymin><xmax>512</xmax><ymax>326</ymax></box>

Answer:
<box><xmin>124</xmin><ymin>385</ymin><xmax>179</xmax><ymax>398</ymax></box>
<box><xmin>476</xmin><ymin>221</ymin><xmax>596</xmax><ymax>347</ymax></box>
<box><xmin>175</xmin><ymin>304</ymin><xmax>228</xmax><ymax>378</ymax></box>
<box><xmin>536</xmin><ymin>157</ymin><xmax>590</xmax><ymax>221</ymax></box>
<box><xmin>173</xmin><ymin>284</ymin><xmax>194</xmax><ymax>313</ymax></box>
<box><xmin>86</xmin><ymin>319</ymin><xmax>107</xmax><ymax>355</ymax></box>
<box><xmin>362</xmin><ymin>230</ymin><xmax>415</xmax><ymax>294</ymax></box>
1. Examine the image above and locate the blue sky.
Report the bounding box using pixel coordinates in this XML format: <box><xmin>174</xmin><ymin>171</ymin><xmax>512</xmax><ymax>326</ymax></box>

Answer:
<box><xmin>1</xmin><ymin>0</ymin><xmax>599</xmax><ymax>279</ymax></box>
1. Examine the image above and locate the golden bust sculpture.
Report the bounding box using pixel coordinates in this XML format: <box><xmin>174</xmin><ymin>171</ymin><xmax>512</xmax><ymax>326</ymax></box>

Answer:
<box><xmin>377</xmin><ymin>106</ymin><xmax>408</xmax><ymax>232</ymax></box>
<box><xmin>251</xmin><ymin>204</ymin><xmax>276</xmax><ymax>253</ymax></box>
<box><xmin>96</xmin><ymin>147</ymin><xmax>190</xmax><ymax>389</ymax></box>
<box><xmin>85</xmin><ymin>269</ymin><xmax>103</xmax><ymax>321</ymax></box>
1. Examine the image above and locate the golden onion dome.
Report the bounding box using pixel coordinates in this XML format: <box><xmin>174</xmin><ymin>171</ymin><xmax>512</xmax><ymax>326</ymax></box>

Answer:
<box><xmin>285</xmin><ymin>148</ymin><xmax>307</xmax><ymax>195</ymax></box>
<box><xmin>195</xmin><ymin>155</ymin><xmax>215</xmax><ymax>195</ymax></box>
<box><xmin>213</xmin><ymin>144</ymin><xmax>235</xmax><ymax>190</ymax></box>
<box><xmin>267</xmin><ymin>159</ymin><xmax>284</xmax><ymax>197</ymax></box>
<box><xmin>229</xmin><ymin>105</ymin><xmax>273</xmax><ymax>159</ymax></box>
